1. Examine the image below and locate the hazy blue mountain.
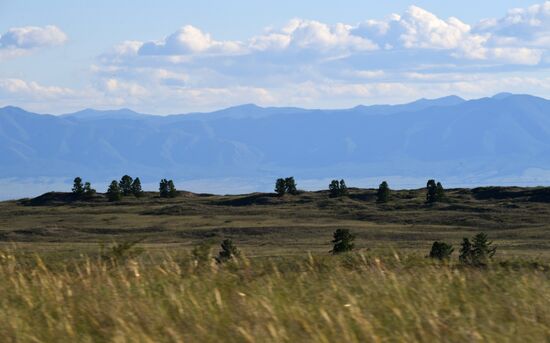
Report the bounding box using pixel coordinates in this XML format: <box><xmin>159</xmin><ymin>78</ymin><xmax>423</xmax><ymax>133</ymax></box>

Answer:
<box><xmin>1</xmin><ymin>94</ymin><xmax>550</xmax><ymax>195</ymax></box>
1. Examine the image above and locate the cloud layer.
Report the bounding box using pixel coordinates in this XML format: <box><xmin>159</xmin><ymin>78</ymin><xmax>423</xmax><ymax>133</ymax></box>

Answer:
<box><xmin>5</xmin><ymin>3</ymin><xmax>550</xmax><ymax>113</ymax></box>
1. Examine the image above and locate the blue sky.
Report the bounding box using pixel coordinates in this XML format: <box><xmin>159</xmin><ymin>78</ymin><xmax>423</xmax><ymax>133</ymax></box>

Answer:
<box><xmin>1</xmin><ymin>1</ymin><xmax>550</xmax><ymax>113</ymax></box>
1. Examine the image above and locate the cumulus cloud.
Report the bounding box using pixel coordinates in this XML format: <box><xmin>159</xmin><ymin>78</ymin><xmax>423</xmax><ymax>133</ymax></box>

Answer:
<box><xmin>0</xmin><ymin>25</ymin><xmax>67</xmax><ymax>60</ymax></box>
<box><xmin>0</xmin><ymin>25</ymin><xmax>67</xmax><ymax>49</ymax></box>
<box><xmin>10</xmin><ymin>3</ymin><xmax>550</xmax><ymax>113</ymax></box>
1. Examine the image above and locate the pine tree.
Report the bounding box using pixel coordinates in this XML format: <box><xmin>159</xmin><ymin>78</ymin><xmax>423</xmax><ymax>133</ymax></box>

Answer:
<box><xmin>377</xmin><ymin>181</ymin><xmax>390</xmax><ymax>203</ymax></box>
<box><xmin>215</xmin><ymin>239</ymin><xmax>240</xmax><ymax>263</ymax></box>
<box><xmin>159</xmin><ymin>179</ymin><xmax>169</xmax><ymax>198</ymax></box>
<box><xmin>339</xmin><ymin>179</ymin><xmax>348</xmax><ymax>196</ymax></box>
<box><xmin>459</xmin><ymin>237</ymin><xmax>473</xmax><ymax>265</ymax></box>
<box><xmin>167</xmin><ymin>180</ymin><xmax>177</xmax><ymax>198</ymax></box>
<box><xmin>285</xmin><ymin>177</ymin><xmax>297</xmax><ymax>195</ymax></box>
<box><xmin>106</xmin><ymin>180</ymin><xmax>122</xmax><ymax>202</ymax></box>
<box><xmin>72</xmin><ymin>177</ymin><xmax>84</xmax><ymax>196</ymax></box>
<box><xmin>436</xmin><ymin>182</ymin><xmax>445</xmax><ymax>201</ymax></box>
<box><xmin>131</xmin><ymin>177</ymin><xmax>143</xmax><ymax>197</ymax></box>
<box><xmin>330</xmin><ymin>229</ymin><xmax>355</xmax><ymax>254</ymax></box>
<box><xmin>83</xmin><ymin>182</ymin><xmax>96</xmax><ymax>198</ymax></box>
<box><xmin>472</xmin><ymin>232</ymin><xmax>496</xmax><ymax>266</ymax></box>
<box><xmin>119</xmin><ymin>175</ymin><xmax>133</xmax><ymax>196</ymax></box>
<box><xmin>275</xmin><ymin>178</ymin><xmax>286</xmax><ymax>196</ymax></box>
<box><xmin>459</xmin><ymin>233</ymin><xmax>497</xmax><ymax>266</ymax></box>
<box><xmin>329</xmin><ymin>180</ymin><xmax>340</xmax><ymax>198</ymax></box>
<box><xmin>426</xmin><ymin>179</ymin><xmax>437</xmax><ymax>203</ymax></box>
<box><xmin>429</xmin><ymin>241</ymin><xmax>454</xmax><ymax>260</ymax></box>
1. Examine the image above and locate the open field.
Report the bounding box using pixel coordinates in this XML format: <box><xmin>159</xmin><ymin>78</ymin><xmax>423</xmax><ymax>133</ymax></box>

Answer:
<box><xmin>0</xmin><ymin>250</ymin><xmax>548</xmax><ymax>342</ymax></box>
<box><xmin>0</xmin><ymin>186</ymin><xmax>550</xmax><ymax>258</ymax></box>
<box><xmin>1</xmin><ymin>186</ymin><xmax>550</xmax><ymax>342</ymax></box>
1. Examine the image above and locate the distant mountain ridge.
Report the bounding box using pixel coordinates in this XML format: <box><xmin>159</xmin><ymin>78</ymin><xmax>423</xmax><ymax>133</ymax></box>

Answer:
<box><xmin>2</xmin><ymin>94</ymin><xmax>550</xmax><ymax>191</ymax></box>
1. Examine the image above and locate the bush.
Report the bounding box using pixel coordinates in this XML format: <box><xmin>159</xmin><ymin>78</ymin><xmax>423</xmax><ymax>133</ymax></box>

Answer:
<box><xmin>191</xmin><ymin>241</ymin><xmax>214</xmax><ymax>267</ymax></box>
<box><xmin>429</xmin><ymin>241</ymin><xmax>454</xmax><ymax>260</ymax></box>
<box><xmin>215</xmin><ymin>239</ymin><xmax>240</xmax><ymax>263</ymax></box>
<box><xmin>100</xmin><ymin>241</ymin><xmax>144</xmax><ymax>264</ymax></box>
<box><xmin>377</xmin><ymin>181</ymin><xmax>390</xmax><ymax>203</ymax></box>
<box><xmin>330</xmin><ymin>229</ymin><xmax>355</xmax><ymax>254</ymax></box>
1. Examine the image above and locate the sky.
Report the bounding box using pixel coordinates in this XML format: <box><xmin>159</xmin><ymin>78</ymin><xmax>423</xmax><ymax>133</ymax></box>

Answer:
<box><xmin>2</xmin><ymin>0</ymin><xmax>550</xmax><ymax>114</ymax></box>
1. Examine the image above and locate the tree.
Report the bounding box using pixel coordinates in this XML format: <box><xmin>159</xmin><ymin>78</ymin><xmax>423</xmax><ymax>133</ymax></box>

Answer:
<box><xmin>460</xmin><ymin>233</ymin><xmax>496</xmax><ymax>266</ymax></box>
<box><xmin>339</xmin><ymin>179</ymin><xmax>348</xmax><ymax>196</ymax></box>
<box><xmin>160</xmin><ymin>179</ymin><xmax>177</xmax><ymax>198</ymax></box>
<box><xmin>426</xmin><ymin>179</ymin><xmax>438</xmax><ymax>203</ymax></box>
<box><xmin>159</xmin><ymin>179</ymin><xmax>169</xmax><ymax>198</ymax></box>
<box><xmin>472</xmin><ymin>232</ymin><xmax>496</xmax><ymax>266</ymax></box>
<box><xmin>106</xmin><ymin>180</ymin><xmax>122</xmax><ymax>202</ymax></box>
<box><xmin>215</xmin><ymin>239</ymin><xmax>240</xmax><ymax>263</ymax></box>
<box><xmin>377</xmin><ymin>181</ymin><xmax>390</xmax><ymax>203</ymax></box>
<box><xmin>275</xmin><ymin>178</ymin><xmax>286</xmax><ymax>196</ymax></box>
<box><xmin>72</xmin><ymin>177</ymin><xmax>84</xmax><ymax>196</ymax></box>
<box><xmin>459</xmin><ymin>238</ymin><xmax>473</xmax><ymax>265</ymax></box>
<box><xmin>429</xmin><ymin>241</ymin><xmax>454</xmax><ymax>260</ymax></box>
<box><xmin>119</xmin><ymin>175</ymin><xmax>133</xmax><ymax>196</ymax></box>
<box><xmin>330</xmin><ymin>229</ymin><xmax>355</xmax><ymax>254</ymax></box>
<box><xmin>131</xmin><ymin>177</ymin><xmax>143</xmax><ymax>197</ymax></box>
<box><xmin>436</xmin><ymin>182</ymin><xmax>445</xmax><ymax>201</ymax></box>
<box><xmin>285</xmin><ymin>177</ymin><xmax>297</xmax><ymax>195</ymax></box>
<box><xmin>329</xmin><ymin>180</ymin><xmax>340</xmax><ymax>198</ymax></box>
<box><xmin>83</xmin><ymin>182</ymin><xmax>96</xmax><ymax>198</ymax></box>
<box><xmin>167</xmin><ymin>180</ymin><xmax>177</xmax><ymax>198</ymax></box>
<box><xmin>329</xmin><ymin>179</ymin><xmax>349</xmax><ymax>197</ymax></box>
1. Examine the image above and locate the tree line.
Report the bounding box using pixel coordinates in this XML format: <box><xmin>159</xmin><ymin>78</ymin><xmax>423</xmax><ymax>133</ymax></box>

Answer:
<box><xmin>73</xmin><ymin>175</ymin><xmax>448</xmax><ymax>204</ymax></box>
<box><xmin>72</xmin><ymin>175</ymin><xmax>177</xmax><ymax>202</ymax></box>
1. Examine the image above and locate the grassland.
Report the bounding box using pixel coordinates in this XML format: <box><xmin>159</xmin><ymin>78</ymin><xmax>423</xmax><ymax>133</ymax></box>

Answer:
<box><xmin>1</xmin><ymin>186</ymin><xmax>550</xmax><ymax>342</ymax></box>
<box><xmin>0</xmin><ymin>250</ymin><xmax>548</xmax><ymax>342</ymax></box>
<box><xmin>1</xmin><ymin>186</ymin><xmax>550</xmax><ymax>257</ymax></box>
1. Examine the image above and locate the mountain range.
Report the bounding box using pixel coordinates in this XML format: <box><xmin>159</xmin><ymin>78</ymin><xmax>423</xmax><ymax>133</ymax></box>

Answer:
<box><xmin>2</xmin><ymin>93</ymin><xmax>550</xmax><ymax>197</ymax></box>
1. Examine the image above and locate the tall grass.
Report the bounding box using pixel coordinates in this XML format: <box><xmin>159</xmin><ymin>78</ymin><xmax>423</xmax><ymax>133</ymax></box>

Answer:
<box><xmin>0</xmin><ymin>250</ymin><xmax>548</xmax><ymax>342</ymax></box>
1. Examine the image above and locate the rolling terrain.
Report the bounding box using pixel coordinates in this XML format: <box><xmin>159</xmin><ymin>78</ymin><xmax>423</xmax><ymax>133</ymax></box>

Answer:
<box><xmin>1</xmin><ymin>186</ymin><xmax>549</xmax><ymax>257</ymax></box>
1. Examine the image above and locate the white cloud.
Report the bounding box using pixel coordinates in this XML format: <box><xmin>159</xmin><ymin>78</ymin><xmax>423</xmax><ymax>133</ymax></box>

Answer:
<box><xmin>0</xmin><ymin>25</ymin><xmax>67</xmax><ymax>61</ymax></box>
<box><xmin>0</xmin><ymin>25</ymin><xmax>66</xmax><ymax>52</ymax></box>
<box><xmin>10</xmin><ymin>3</ymin><xmax>550</xmax><ymax>113</ymax></box>
<box><xmin>0</xmin><ymin>78</ymin><xmax>74</xmax><ymax>98</ymax></box>
<box><xmin>138</xmin><ymin>25</ymin><xmax>244</xmax><ymax>56</ymax></box>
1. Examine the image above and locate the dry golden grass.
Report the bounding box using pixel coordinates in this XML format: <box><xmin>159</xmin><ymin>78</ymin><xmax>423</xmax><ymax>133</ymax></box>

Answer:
<box><xmin>0</xmin><ymin>249</ymin><xmax>548</xmax><ymax>342</ymax></box>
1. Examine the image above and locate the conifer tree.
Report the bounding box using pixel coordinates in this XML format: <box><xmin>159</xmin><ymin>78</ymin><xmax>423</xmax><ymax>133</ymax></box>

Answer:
<box><xmin>119</xmin><ymin>175</ymin><xmax>133</xmax><ymax>196</ymax></box>
<box><xmin>429</xmin><ymin>241</ymin><xmax>454</xmax><ymax>260</ymax></box>
<box><xmin>330</xmin><ymin>229</ymin><xmax>355</xmax><ymax>254</ymax></box>
<box><xmin>285</xmin><ymin>177</ymin><xmax>297</xmax><ymax>195</ymax></box>
<box><xmin>131</xmin><ymin>177</ymin><xmax>143</xmax><ymax>197</ymax></box>
<box><xmin>275</xmin><ymin>178</ymin><xmax>286</xmax><ymax>196</ymax></box>
<box><xmin>106</xmin><ymin>180</ymin><xmax>122</xmax><ymax>202</ymax></box>
<box><xmin>72</xmin><ymin>177</ymin><xmax>84</xmax><ymax>196</ymax></box>
<box><xmin>83</xmin><ymin>182</ymin><xmax>96</xmax><ymax>197</ymax></box>
<box><xmin>215</xmin><ymin>239</ymin><xmax>240</xmax><ymax>263</ymax></box>
<box><xmin>377</xmin><ymin>181</ymin><xmax>390</xmax><ymax>203</ymax></box>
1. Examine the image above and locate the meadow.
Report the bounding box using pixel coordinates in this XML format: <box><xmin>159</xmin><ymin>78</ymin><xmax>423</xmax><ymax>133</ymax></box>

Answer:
<box><xmin>0</xmin><ymin>186</ymin><xmax>550</xmax><ymax>342</ymax></box>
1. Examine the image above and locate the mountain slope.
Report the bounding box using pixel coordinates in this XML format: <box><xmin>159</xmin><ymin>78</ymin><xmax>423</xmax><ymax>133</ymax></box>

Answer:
<box><xmin>1</xmin><ymin>95</ymin><xmax>550</xmax><ymax>186</ymax></box>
